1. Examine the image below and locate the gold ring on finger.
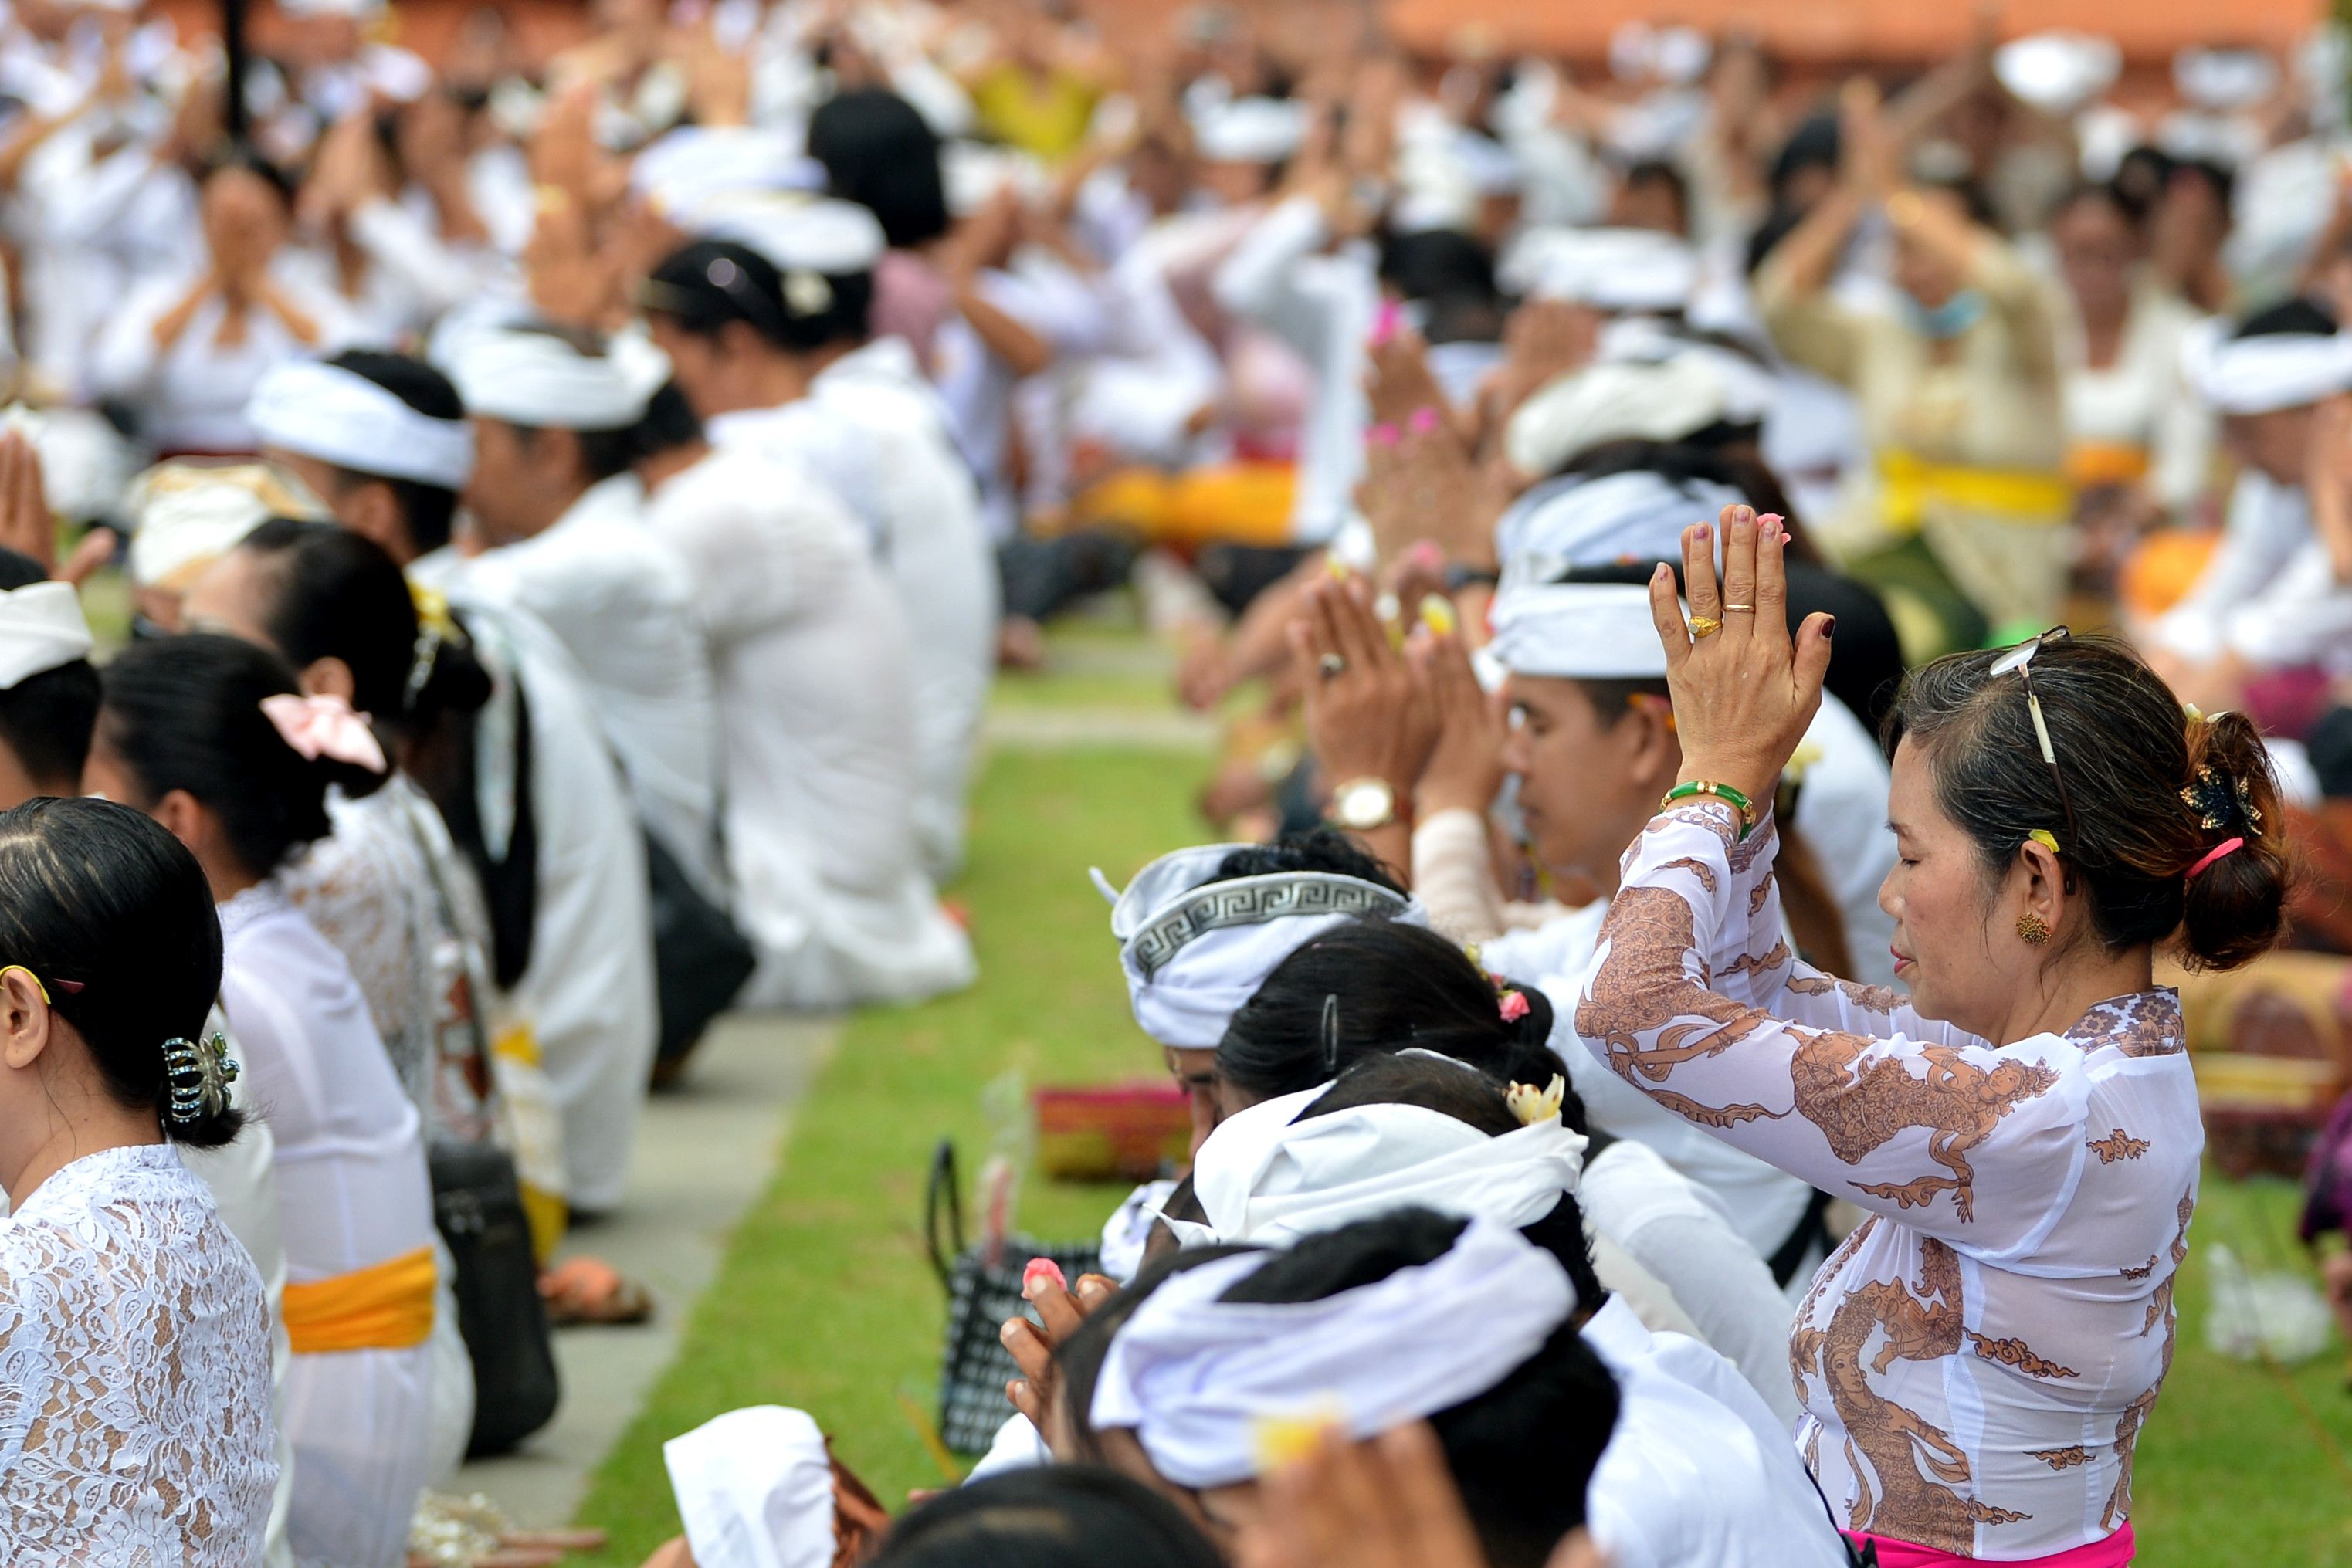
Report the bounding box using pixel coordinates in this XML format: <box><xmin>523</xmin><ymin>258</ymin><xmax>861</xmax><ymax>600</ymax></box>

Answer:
<box><xmin>1689</xmin><ymin>615</ymin><xmax>1723</xmax><ymax>638</ymax></box>
<box><xmin>1722</xmin><ymin>603</ymin><xmax>1757</xmax><ymax>614</ymax></box>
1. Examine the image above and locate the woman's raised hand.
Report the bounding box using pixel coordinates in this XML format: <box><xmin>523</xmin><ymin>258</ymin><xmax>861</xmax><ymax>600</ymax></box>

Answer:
<box><xmin>1646</xmin><ymin>504</ymin><xmax>1834</xmax><ymax>811</ymax></box>
<box><xmin>1001</xmin><ymin>1265</ymin><xmax>1117</xmax><ymax>1448</ymax></box>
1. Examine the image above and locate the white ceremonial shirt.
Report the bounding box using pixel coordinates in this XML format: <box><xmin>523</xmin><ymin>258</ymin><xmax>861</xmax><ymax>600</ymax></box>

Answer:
<box><xmin>706</xmin><ymin>336</ymin><xmax>997</xmax><ymax>882</ymax></box>
<box><xmin>643</xmin><ymin>443</ymin><xmax>973</xmax><ymax>1008</ymax></box>
<box><xmin>221</xmin><ymin>881</ymin><xmax>438</xmax><ymax>1568</ymax></box>
<box><xmin>1574</xmin><ymin>802</ymin><xmax>2202</xmax><ymax>1558</ymax></box>
<box><xmin>2151</xmin><ymin>471</ymin><xmax>2352</xmax><ymax>675</ymax></box>
<box><xmin>0</xmin><ymin>1145</ymin><xmax>278</xmax><ymax>1567</ymax></box>
<box><xmin>91</xmin><ymin>260</ymin><xmax>367</xmax><ymax>453</ymax></box>
<box><xmin>405</xmin><ymin>568</ymin><xmax>659</xmax><ymax>1214</ymax></box>
<box><xmin>1212</xmin><ymin>194</ymin><xmax>1377</xmax><ymax>545</ymax></box>
<box><xmin>1581</xmin><ymin>1295</ymin><xmax>1847</xmax><ymax>1568</ymax></box>
<box><xmin>457</xmin><ymin>472</ymin><xmax>724</xmax><ymax>902</ymax></box>
<box><xmin>1581</xmin><ymin>1136</ymin><xmax>1801</xmax><ymax>1426</ymax></box>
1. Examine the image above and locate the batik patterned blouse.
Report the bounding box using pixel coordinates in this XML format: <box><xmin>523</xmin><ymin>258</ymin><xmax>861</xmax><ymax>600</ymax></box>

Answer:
<box><xmin>1574</xmin><ymin>802</ymin><xmax>2200</xmax><ymax>1560</ymax></box>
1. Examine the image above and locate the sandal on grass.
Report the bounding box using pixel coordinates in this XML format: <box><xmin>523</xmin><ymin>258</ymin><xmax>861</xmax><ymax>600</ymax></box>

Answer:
<box><xmin>538</xmin><ymin>1257</ymin><xmax>653</xmax><ymax>1327</ymax></box>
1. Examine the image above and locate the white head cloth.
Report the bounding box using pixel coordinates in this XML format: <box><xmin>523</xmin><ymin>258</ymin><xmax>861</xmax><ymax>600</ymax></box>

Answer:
<box><xmin>1504</xmin><ymin>356</ymin><xmax>1728</xmax><ymax>479</ymax></box>
<box><xmin>0</xmin><ymin>581</ymin><xmax>92</xmax><ymax>688</ymax></box>
<box><xmin>1609</xmin><ymin>21</ymin><xmax>1710</xmax><ymax>86</ymax></box>
<box><xmin>1184</xmin><ymin>1083</ymin><xmax>1590</xmax><ymax>1247</ymax></box>
<box><xmin>701</xmin><ymin>194</ymin><xmax>889</xmax><ymax>276</ymax></box>
<box><xmin>1504</xmin><ymin>226</ymin><xmax>1696</xmax><ymax>314</ymax></box>
<box><xmin>632</xmin><ymin>127</ymin><xmax>825</xmax><ymax>229</ymax></box>
<box><xmin>2185</xmin><ymin>320</ymin><xmax>2352</xmax><ymax>414</ymax></box>
<box><xmin>1100</xmin><ymin>846</ymin><xmax>1422</xmax><ymax>1051</ymax></box>
<box><xmin>663</xmin><ymin>1405</ymin><xmax>835</xmax><ymax>1568</ymax></box>
<box><xmin>1994</xmin><ymin>33</ymin><xmax>2121</xmax><ymax>115</ymax></box>
<box><xmin>1488</xmin><ymin>582</ymin><xmax>1672</xmax><ymax>680</ymax></box>
<box><xmin>445</xmin><ymin>325</ymin><xmax>668</xmax><ymax>432</ymax></box>
<box><xmin>1191</xmin><ymin>97</ymin><xmax>1309</xmax><ymax>164</ymax></box>
<box><xmin>1494</xmin><ymin>469</ymin><xmax>1746</xmax><ymax>595</ymax></box>
<box><xmin>2174</xmin><ymin>46</ymin><xmax>2279</xmax><ymax>110</ymax></box>
<box><xmin>1594</xmin><ymin>316</ymin><xmax>1776</xmax><ymax>422</ymax></box>
<box><xmin>1090</xmin><ymin>1217</ymin><xmax>1575</xmax><ymax>1488</ymax></box>
<box><xmin>124</xmin><ymin>462</ymin><xmax>328</xmax><ymax>591</ymax></box>
<box><xmin>247</xmin><ymin>360</ymin><xmax>475</xmax><ymax>489</ymax></box>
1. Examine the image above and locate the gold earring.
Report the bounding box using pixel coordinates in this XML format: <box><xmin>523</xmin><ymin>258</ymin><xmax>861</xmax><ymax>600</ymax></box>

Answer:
<box><xmin>2015</xmin><ymin>910</ymin><xmax>2051</xmax><ymax>947</ymax></box>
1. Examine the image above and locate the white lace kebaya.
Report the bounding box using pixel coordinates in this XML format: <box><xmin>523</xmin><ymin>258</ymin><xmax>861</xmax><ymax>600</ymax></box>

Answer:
<box><xmin>0</xmin><ymin>1142</ymin><xmax>278</xmax><ymax>1563</ymax></box>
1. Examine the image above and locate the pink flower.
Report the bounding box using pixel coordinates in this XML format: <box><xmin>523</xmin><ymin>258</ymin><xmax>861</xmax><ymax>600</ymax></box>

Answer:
<box><xmin>1022</xmin><ymin>1258</ymin><xmax>1067</xmax><ymax>1299</ymax></box>
<box><xmin>1498</xmin><ymin>990</ymin><xmax>1530</xmax><ymax>1024</ymax></box>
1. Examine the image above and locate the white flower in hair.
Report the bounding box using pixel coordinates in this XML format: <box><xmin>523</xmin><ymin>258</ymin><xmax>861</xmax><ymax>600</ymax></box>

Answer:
<box><xmin>1506</xmin><ymin>1074</ymin><xmax>1566</xmax><ymax>1126</ymax></box>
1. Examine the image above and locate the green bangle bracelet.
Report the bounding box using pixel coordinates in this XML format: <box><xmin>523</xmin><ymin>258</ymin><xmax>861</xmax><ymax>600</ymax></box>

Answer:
<box><xmin>1659</xmin><ymin>781</ymin><xmax>1755</xmax><ymax>841</ymax></box>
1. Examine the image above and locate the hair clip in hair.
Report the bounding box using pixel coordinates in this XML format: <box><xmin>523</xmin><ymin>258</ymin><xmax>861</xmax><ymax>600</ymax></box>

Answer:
<box><xmin>1318</xmin><ymin>994</ymin><xmax>1341</xmax><ymax>1074</ymax></box>
<box><xmin>260</xmin><ymin>693</ymin><xmax>388</xmax><ymax>774</ymax></box>
<box><xmin>1506</xmin><ymin>1074</ymin><xmax>1566</xmax><ymax>1127</ymax></box>
<box><xmin>161</xmin><ymin>1032</ymin><xmax>238</xmax><ymax>1126</ymax></box>
<box><xmin>783</xmin><ymin>269</ymin><xmax>834</xmax><ymax>317</ymax></box>
<box><xmin>2179</xmin><ymin>764</ymin><xmax>2262</xmax><ymax>835</ymax></box>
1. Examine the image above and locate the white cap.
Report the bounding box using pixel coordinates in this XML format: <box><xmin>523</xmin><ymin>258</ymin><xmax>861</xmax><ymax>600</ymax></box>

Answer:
<box><xmin>1994</xmin><ymin>32</ymin><xmax>2122</xmax><ymax>116</ymax></box>
<box><xmin>124</xmin><ymin>462</ymin><xmax>327</xmax><ymax>591</ymax></box>
<box><xmin>1506</xmin><ymin>226</ymin><xmax>1696</xmax><ymax>313</ymax></box>
<box><xmin>2174</xmin><ymin>46</ymin><xmax>2279</xmax><ymax>110</ymax></box>
<box><xmin>247</xmin><ymin>360</ymin><xmax>475</xmax><ymax>489</ymax></box>
<box><xmin>1191</xmin><ymin>97</ymin><xmax>1308</xmax><ymax>164</ymax></box>
<box><xmin>0</xmin><ymin>581</ymin><xmax>91</xmax><ymax>689</ymax></box>
<box><xmin>444</xmin><ymin>324</ymin><xmax>667</xmax><ymax>432</ymax></box>
<box><xmin>1488</xmin><ymin>581</ymin><xmax>1672</xmax><ymax>679</ymax></box>
<box><xmin>663</xmin><ymin>1406</ymin><xmax>836</xmax><ymax>1568</ymax></box>
<box><xmin>1609</xmin><ymin>22</ymin><xmax>1711</xmax><ymax>86</ymax></box>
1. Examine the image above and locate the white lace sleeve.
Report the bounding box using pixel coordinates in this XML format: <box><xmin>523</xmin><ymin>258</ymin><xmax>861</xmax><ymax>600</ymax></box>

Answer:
<box><xmin>0</xmin><ymin>1146</ymin><xmax>279</xmax><ymax>1565</ymax></box>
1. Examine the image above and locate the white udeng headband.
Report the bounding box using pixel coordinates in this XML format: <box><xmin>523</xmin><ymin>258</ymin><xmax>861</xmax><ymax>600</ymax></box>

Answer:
<box><xmin>1188</xmin><ymin>1090</ymin><xmax>1590</xmax><ymax>1247</ymax></box>
<box><xmin>248</xmin><ymin>361</ymin><xmax>476</xmax><ymax>490</ymax></box>
<box><xmin>446</xmin><ymin>329</ymin><xmax>666</xmax><ymax>432</ymax></box>
<box><xmin>1090</xmin><ymin>1217</ymin><xmax>1575</xmax><ymax>1488</ymax></box>
<box><xmin>0</xmin><ymin>580</ymin><xmax>91</xmax><ymax>688</ymax></box>
<box><xmin>2188</xmin><ymin>326</ymin><xmax>2352</xmax><ymax>415</ymax></box>
<box><xmin>1488</xmin><ymin>581</ymin><xmax>1676</xmax><ymax>680</ymax></box>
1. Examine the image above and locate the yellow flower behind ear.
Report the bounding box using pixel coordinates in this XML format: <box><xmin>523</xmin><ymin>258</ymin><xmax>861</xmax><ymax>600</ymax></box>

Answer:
<box><xmin>1251</xmin><ymin>1401</ymin><xmax>1345</xmax><ymax>1473</ymax></box>
<box><xmin>1506</xmin><ymin>1074</ymin><xmax>1566</xmax><ymax>1126</ymax></box>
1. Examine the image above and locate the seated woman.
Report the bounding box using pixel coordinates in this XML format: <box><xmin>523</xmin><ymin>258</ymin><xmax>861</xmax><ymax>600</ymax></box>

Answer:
<box><xmin>186</xmin><ymin>518</ymin><xmax>502</xmax><ymax>1148</ymax></box>
<box><xmin>1579</xmin><ymin>506</ymin><xmax>2288</xmax><ymax>1562</ymax></box>
<box><xmin>0</xmin><ymin>796</ymin><xmax>277</xmax><ymax>1563</ymax></box>
<box><xmin>90</xmin><ymin>634</ymin><xmax>441</xmax><ymax>1568</ymax></box>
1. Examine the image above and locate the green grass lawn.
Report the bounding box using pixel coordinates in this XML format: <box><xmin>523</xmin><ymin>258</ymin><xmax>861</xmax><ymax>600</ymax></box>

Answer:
<box><xmin>568</xmin><ymin>642</ymin><xmax>2352</xmax><ymax>1566</ymax></box>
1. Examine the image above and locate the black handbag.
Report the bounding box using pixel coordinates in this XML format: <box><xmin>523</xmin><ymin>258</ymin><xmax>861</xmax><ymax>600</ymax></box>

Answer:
<box><xmin>643</xmin><ymin>828</ymin><xmax>757</xmax><ymax>1075</ymax></box>
<box><xmin>432</xmin><ymin>1140</ymin><xmax>561</xmax><ymax>1457</ymax></box>
<box><xmin>924</xmin><ymin>1140</ymin><xmax>1100</xmax><ymax>1455</ymax></box>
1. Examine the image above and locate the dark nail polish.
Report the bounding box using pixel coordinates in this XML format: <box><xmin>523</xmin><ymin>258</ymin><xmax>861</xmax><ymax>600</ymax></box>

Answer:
<box><xmin>1823</xmin><ymin>616</ymin><xmax>1836</xmax><ymax>638</ymax></box>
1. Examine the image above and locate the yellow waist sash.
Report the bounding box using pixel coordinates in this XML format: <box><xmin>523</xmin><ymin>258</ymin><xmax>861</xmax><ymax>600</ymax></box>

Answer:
<box><xmin>283</xmin><ymin>1245</ymin><xmax>436</xmax><ymax>1354</ymax></box>
<box><xmin>1878</xmin><ymin>449</ymin><xmax>2075</xmax><ymax>533</ymax></box>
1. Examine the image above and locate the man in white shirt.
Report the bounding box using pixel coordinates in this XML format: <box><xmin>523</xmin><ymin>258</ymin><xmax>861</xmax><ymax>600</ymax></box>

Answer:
<box><xmin>629</xmin><ymin>377</ymin><xmax>974</xmax><ymax>1008</ymax></box>
<box><xmin>246</xmin><ymin>349</ymin><xmax>658</xmax><ymax>1214</ymax></box>
<box><xmin>642</xmin><ymin>198</ymin><xmax>996</xmax><ymax>882</ymax></box>
<box><xmin>441</xmin><ymin>320</ymin><xmax>724</xmax><ymax>907</ymax></box>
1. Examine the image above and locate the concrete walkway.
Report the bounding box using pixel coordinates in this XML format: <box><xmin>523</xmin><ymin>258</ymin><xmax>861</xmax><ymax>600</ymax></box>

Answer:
<box><xmin>456</xmin><ymin>1010</ymin><xmax>837</xmax><ymax>1529</ymax></box>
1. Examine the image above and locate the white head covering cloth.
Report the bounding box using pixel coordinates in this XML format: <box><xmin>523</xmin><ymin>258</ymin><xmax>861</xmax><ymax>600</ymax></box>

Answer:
<box><xmin>1488</xmin><ymin>582</ymin><xmax>1672</xmax><ymax>679</ymax></box>
<box><xmin>1107</xmin><ymin>849</ymin><xmax>1422</xmax><ymax>1049</ymax></box>
<box><xmin>662</xmin><ymin>1405</ymin><xmax>836</xmax><ymax>1568</ymax></box>
<box><xmin>123</xmin><ymin>462</ymin><xmax>327</xmax><ymax>591</ymax></box>
<box><xmin>445</xmin><ymin>327</ymin><xmax>666</xmax><ymax>432</ymax></box>
<box><xmin>1504</xmin><ymin>226</ymin><xmax>1696</xmax><ymax>313</ymax></box>
<box><xmin>1091</xmin><ymin>1217</ymin><xmax>1574</xmax><ymax>1487</ymax></box>
<box><xmin>247</xmin><ymin>361</ymin><xmax>476</xmax><ymax>489</ymax></box>
<box><xmin>1188</xmin><ymin>1086</ymin><xmax>1590</xmax><ymax>1246</ymax></box>
<box><xmin>1504</xmin><ymin>357</ymin><xmax>1728</xmax><ymax>479</ymax></box>
<box><xmin>2185</xmin><ymin>322</ymin><xmax>2352</xmax><ymax>414</ymax></box>
<box><xmin>1494</xmin><ymin>469</ymin><xmax>1745</xmax><ymax>595</ymax></box>
<box><xmin>0</xmin><ymin>581</ymin><xmax>91</xmax><ymax>687</ymax></box>
<box><xmin>1191</xmin><ymin>97</ymin><xmax>1309</xmax><ymax>164</ymax></box>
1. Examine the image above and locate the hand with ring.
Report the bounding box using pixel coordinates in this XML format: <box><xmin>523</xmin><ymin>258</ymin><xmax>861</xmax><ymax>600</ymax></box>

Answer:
<box><xmin>1287</xmin><ymin>573</ymin><xmax>1439</xmax><ymax>808</ymax></box>
<box><xmin>1646</xmin><ymin>503</ymin><xmax>1835</xmax><ymax>811</ymax></box>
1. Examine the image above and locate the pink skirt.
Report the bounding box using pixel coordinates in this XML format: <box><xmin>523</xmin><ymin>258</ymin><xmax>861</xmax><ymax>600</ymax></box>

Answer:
<box><xmin>1843</xmin><ymin>1524</ymin><xmax>2133</xmax><ymax>1568</ymax></box>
